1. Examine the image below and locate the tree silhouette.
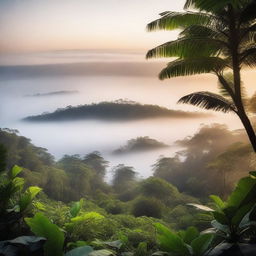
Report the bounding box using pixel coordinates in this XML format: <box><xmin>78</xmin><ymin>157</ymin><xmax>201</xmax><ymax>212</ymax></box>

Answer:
<box><xmin>147</xmin><ymin>0</ymin><xmax>256</xmax><ymax>152</ymax></box>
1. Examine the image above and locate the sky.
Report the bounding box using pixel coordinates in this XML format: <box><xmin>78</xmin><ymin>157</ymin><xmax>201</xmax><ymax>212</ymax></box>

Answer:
<box><xmin>0</xmin><ymin>0</ymin><xmax>185</xmax><ymax>53</ymax></box>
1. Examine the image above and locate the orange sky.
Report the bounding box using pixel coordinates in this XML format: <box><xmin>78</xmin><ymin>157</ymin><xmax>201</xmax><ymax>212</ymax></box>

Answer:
<box><xmin>0</xmin><ymin>0</ymin><xmax>184</xmax><ymax>53</ymax></box>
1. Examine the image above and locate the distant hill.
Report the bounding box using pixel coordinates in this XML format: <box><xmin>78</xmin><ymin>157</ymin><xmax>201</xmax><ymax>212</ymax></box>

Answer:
<box><xmin>113</xmin><ymin>136</ymin><xmax>169</xmax><ymax>154</ymax></box>
<box><xmin>23</xmin><ymin>100</ymin><xmax>209</xmax><ymax>122</ymax></box>
<box><xmin>25</xmin><ymin>90</ymin><xmax>78</xmax><ymax>97</ymax></box>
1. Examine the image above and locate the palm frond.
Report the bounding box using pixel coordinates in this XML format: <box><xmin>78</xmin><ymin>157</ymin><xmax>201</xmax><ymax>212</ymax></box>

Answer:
<box><xmin>217</xmin><ymin>72</ymin><xmax>247</xmax><ymax>99</ymax></box>
<box><xmin>147</xmin><ymin>12</ymin><xmax>212</xmax><ymax>32</ymax></box>
<box><xmin>240</xmin><ymin>25</ymin><xmax>256</xmax><ymax>45</ymax></box>
<box><xmin>184</xmin><ymin>0</ymin><xmax>230</xmax><ymax>11</ymax></box>
<box><xmin>241</xmin><ymin>47</ymin><xmax>256</xmax><ymax>67</ymax></box>
<box><xmin>217</xmin><ymin>72</ymin><xmax>235</xmax><ymax>98</ymax></box>
<box><xmin>184</xmin><ymin>0</ymin><xmax>251</xmax><ymax>12</ymax></box>
<box><xmin>240</xmin><ymin>0</ymin><xmax>256</xmax><ymax>24</ymax></box>
<box><xmin>179</xmin><ymin>24</ymin><xmax>222</xmax><ymax>38</ymax></box>
<box><xmin>158</xmin><ymin>57</ymin><xmax>228</xmax><ymax>79</ymax></box>
<box><xmin>146</xmin><ymin>38</ymin><xmax>224</xmax><ymax>59</ymax></box>
<box><xmin>177</xmin><ymin>91</ymin><xmax>237</xmax><ymax>113</ymax></box>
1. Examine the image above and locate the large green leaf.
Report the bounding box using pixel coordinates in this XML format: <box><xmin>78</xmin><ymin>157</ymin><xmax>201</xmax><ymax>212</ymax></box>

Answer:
<box><xmin>10</xmin><ymin>165</ymin><xmax>22</xmax><ymax>179</ymax></box>
<box><xmin>210</xmin><ymin>195</ymin><xmax>225</xmax><ymax>209</ymax></box>
<box><xmin>155</xmin><ymin>223</ymin><xmax>190</xmax><ymax>255</ymax></box>
<box><xmin>226</xmin><ymin>176</ymin><xmax>256</xmax><ymax>210</ymax></box>
<box><xmin>19</xmin><ymin>186</ymin><xmax>42</xmax><ymax>212</ymax></box>
<box><xmin>212</xmin><ymin>211</ymin><xmax>229</xmax><ymax>225</ymax></box>
<box><xmin>231</xmin><ymin>202</ymin><xmax>255</xmax><ymax>226</ymax></box>
<box><xmin>0</xmin><ymin>236</ymin><xmax>46</xmax><ymax>256</ymax></box>
<box><xmin>70</xmin><ymin>199</ymin><xmax>83</xmax><ymax>218</ymax></box>
<box><xmin>211</xmin><ymin>220</ymin><xmax>229</xmax><ymax>234</ymax></box>
<box><xmin>65</xmin><ymin>246</ymin><xmax>93</xmax><ymax>256</ymax></box>
<box><xmin>89</xmin><ymin>249</ymin><xmax>114</xmax><ymax>256</ymax></box>
<box><xmin>179</xmin><ymin>226</ymin><xmax>200</xmax><ymax>245</ymax></box>
<box><xmin>25</xmin><ymin>213</ymin><xmax>64</xmax><ymax>256</ymax></box>
<box><xmin>191</xmin><ymin>233</ymin><xmax>214</xmax><ymax>256</ymax></box>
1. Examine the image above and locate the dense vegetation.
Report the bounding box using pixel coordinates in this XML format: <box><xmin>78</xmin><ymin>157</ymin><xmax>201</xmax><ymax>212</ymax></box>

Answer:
<box><xmin>1</xmin><ymin>0</ymin><xmax>256</xmax><ymax>254</ymax></box>
<box><xmin>23</xmin><ymin>100</ymin><xmax>208</xmax><ymax>122</ymax></box>
<box><xmin>0</xmin><ymin>126</ymin><xmax>256</xmax><ymax>255</ymax></box>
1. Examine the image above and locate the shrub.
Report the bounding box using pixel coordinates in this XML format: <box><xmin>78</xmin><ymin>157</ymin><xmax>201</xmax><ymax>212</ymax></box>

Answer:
<box><xmin>132</xmin><ymin>197</ymin><xmax>163</xmax><ymax>218</ymax></box>
<box><xmin>65</xmin><ymin>212</ymin><xmax>119</xmax><ymax>242</ymax></box>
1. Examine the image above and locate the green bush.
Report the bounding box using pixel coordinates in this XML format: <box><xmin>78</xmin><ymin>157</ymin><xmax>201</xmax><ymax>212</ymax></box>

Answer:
<box><xmin>98</xmin><ymin>199</ymin><xmax>127</xmax><ymax>214</ymax></box>
<box><xmin>132</xmin><ymin>197</ymin><xmax>163</xmax><ymax>218</ymax></box>
<box><xmin>165</xmin><ymin>205</ymin><xmax>195</xmax><ymax>230</ymax></box>
<box><xmin>126</xmin><ymin>229</ymin><xmax>156</xmax><ymax>249</ymax></box>
<box><xmin>65</xmin><ymin>212</ymin><xmax>119</xmax><ymax>242</ymax></box>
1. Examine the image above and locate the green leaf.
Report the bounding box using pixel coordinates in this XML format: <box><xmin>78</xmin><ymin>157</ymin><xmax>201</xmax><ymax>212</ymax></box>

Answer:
<box><xmin>210</xmin><ymin>195</ymin><xmax>225</xmax><ymax>209</ymax></box>
<box><xmin>211</xmin><ymin>220</ymin><xmax>229</xmax><ymax>234</ymax></box>
<box><xmin>151</xmin><ymin>251</ymin><xmax>168</xmax><ymax>256</ymax></box>
<box><xmin>212</xmin><ymin>212</ymin><xmax>229</xmax><ymax>225</ymax></box>
<box><xmin>10</xmin><ymin>165</ymin><xmax>22</xmax><ymax>179</ymax></box>
<box><xmin>227</xmin><ymin>176</ymin><xmax>256</xmax><ymax>210</ymax></box>
<box><xmin>70</xmin><ymin>199</ymin><xmax>83</xmax><ymax>218</ymax></box>
<box><xmin>155</xmin><ymin>223</ymin><xmax>190</xmax><ymax>255</ymax></box>
<box><xmin>182</xmin><ymin>226</ymin><xmax>200</xmax><ymax>245</ymax></box>
<box><xmin>89</xmin><ymin>249</ymin><xmax>114</xmax><ymax>256</ymax></box>
<box><xmin>65</xmin><ymin>246</ymin><xmax>93</xmax><ymax>256</ymax></box>
<box><xmin>12</xmin><ymin>177</ymin><xmax>25</xmax><ymax>193</ymax></box>
<box><xmin>0</xmin><ymin>236</ymin><xmax>46</xmax><ymax>256</ymax></box>
<box><xmin>231</xmin><ymin>202</ymin><xmax>255</xmax><ymax>226</ymax></box>
<box><xmin>191</xmin><ymin>233</ymin><xmax>214</xmax><ymax>256</ymax></box>
<box><xmin>25</xmin><ymin>212</ymin><xmax>64</xmax><ymax>256</ymax></box>
<box><xmin>104</xmin><ymin>240</ymin><xmax>123</xmax><ymax>250</ymax></box>
<box><xmin>8</xmin><ymin>236</ymin><xmax>46</xmax><ymax>246</ymax></box>
<box><xmin>19</xmin><ymin>186</ymin><xmax>42</xmax><ymax>212</ymax></box>
<box><xmin>67</xmin><ymin>241</ymin><xmax>88</xmax><ymax>249</ymax></box>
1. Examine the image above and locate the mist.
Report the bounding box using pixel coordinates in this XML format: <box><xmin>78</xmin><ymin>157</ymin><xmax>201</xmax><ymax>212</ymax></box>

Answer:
<box><xmin>0</xmin><ymin>51</ymin><xmax>243</xmax><ymax>178</ymax></box>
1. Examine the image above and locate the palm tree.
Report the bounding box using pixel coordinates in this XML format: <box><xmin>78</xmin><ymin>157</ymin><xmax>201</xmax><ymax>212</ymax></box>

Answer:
<box><xmin>146</xmin><ymin>0</ymin><xmax>256</xmax><ymax>152</ymax></box>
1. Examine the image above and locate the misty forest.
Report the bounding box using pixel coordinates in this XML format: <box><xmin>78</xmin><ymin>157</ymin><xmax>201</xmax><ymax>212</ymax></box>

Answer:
<box><xmin>1</xmin><ymin>0</ymin><xmax>256</xmax><ymax>256</ymax></box>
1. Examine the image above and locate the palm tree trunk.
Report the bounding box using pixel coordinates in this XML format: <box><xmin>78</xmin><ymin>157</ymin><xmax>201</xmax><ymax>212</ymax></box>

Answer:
<box><xmin>237</xmin><ymin>110</ymin><xmax>256</xmax><ymax>152</ymax></box>
<box><xmin>227</xmin><ymin>5</ymin><xmax>256</xmax><ymax>152</ymax></box>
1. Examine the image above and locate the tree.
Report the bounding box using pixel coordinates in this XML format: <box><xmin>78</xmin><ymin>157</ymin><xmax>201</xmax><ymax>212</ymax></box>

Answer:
<box><xmin>112</xmin><ymin>164</ymin><xmax>137</xmax><ymax>193</ymax></box>
<box><xmin>146</xmin><ymin>0</ymin><xmax>256</xmax><ymax>152</ymax></box>
<box><xmin>83</xmin><ymin>151</ymin><xmax>108</xmax><ymax>180</ymax></box>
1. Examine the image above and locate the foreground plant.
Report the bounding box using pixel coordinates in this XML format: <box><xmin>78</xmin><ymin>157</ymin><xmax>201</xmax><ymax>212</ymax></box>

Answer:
<box><xmin>0</xmin><ymin>164</ymin><xmax>41</xmax><ymax>240</ymax></box>
<box><xmin>154</xmin><ymin>224</ymin><xmax>213</xmax><ymax>256</ymax></box>
<box><xmin>189</xmin><ymin>173</ymin><xmax>256</xmax><ymax>255</ymax></box>
<box><xmin>147</xmin><ymin>0</ymin><xmax>256</xmax><ymax>152</ymax></box>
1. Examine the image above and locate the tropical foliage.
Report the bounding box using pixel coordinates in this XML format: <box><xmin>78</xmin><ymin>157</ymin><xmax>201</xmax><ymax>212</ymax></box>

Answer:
<box><xmin>147</xmin><ymin>0</ymin><xmax>256</xmax><ymax>152</ymax></box>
